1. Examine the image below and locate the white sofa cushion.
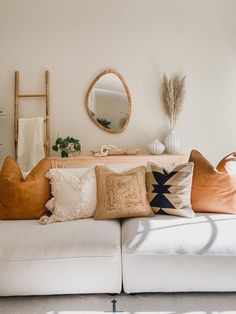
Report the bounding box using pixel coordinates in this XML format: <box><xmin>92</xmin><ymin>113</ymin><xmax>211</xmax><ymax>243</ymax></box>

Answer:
<box><xmin>63</xmin><ymin>163</ymin><xmax>148</xmax><ymax>176</ymax></box>
<box><xmin>122</xmin><ymin>213</ymin><xmax>236</xmax><ymax>256</ymax></box>
<box><xmin>122</xmin><ymin>253</ymin><xmax>236</xmax><ymax>293</ymax></box>
<box><xmin>0</xmin><ymin>219</ymin><xmax>121</xmax><ymax>295</ymax></box>
<box><xmin>0</xmin><ymin>219</ymin><xmax>120</xmax><ymax>261</ymax></box>
<box><xmin>122</xmin><ymin>213</ymin><xmax>236</xmax><ymax>293</ymax></box>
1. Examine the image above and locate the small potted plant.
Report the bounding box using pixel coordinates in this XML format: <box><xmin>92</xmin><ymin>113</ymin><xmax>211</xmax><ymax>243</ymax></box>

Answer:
<box><xmin>52</xmin><ymin>136</ymin><xmax>81</xmax><ymax>158</ymax></box>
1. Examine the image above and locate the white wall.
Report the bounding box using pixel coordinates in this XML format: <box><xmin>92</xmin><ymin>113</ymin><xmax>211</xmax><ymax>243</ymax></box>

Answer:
<box><xmin>0</xmin><ymin>0</ymin><xmax>236</xmax><ymax>166</ymax></box>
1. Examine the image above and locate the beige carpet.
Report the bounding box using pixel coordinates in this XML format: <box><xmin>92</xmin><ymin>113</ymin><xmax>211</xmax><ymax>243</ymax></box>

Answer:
<box><xmin>1</xmin><ymin>293</ymin><xmax>236</xmax><ymax>314</ymax></box>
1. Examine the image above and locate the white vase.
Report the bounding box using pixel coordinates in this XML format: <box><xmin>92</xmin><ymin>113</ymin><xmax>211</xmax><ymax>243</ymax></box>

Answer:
<box><xmin>148</xmin><ymin>139</ymin><xmax>165</xmax><ymax>155</ymax></box>
<box><xmin>164</xmin><ymin>130</ymin><xmax>180</xmax><ymax>154</ymax></box>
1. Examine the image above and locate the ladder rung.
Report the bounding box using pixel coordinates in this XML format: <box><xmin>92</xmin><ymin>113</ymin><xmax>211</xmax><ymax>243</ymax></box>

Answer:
<box><xmin>18</xmin><ymin>94</ymin><xmax>46</xmax><ymax>98</ymax></box>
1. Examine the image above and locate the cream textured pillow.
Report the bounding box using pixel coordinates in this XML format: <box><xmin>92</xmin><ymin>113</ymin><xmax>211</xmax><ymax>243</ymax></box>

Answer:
<box><xmin>94</xmin><ymin>166</ymin><xmax>154</xmax><ymax>220</ymax></box>
<box><xmin>40</xmin><ymin>168</ymin><xmax>96</xmax><ymax>224</ymax></box>
<box><xmin>146</xmin><ymin>162</ymin><xmax>195</xmax><ymax>218</ymax></box>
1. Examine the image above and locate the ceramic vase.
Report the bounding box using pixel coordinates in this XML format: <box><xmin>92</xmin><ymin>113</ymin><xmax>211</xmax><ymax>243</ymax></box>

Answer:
<box><xmin>164</xmin><ymin>130</ymin><xmax>180</xmax><ymax>154</ymax></box>
<box><xmin>148</xmin><ymin>139</ymin><xmax>165</xmax><ymax>155</ymax></box>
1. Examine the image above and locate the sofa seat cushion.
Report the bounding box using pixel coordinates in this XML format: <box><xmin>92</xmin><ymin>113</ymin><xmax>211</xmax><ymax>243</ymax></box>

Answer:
<box><xmin>122</xmin><ymin>213</ymin><xmax>236</xmax><ymax>256</ymax></box>
<box><xmin>0</xmin><ymin>219</ymin><xmax>120</xmax><ymax>262</ymax></box>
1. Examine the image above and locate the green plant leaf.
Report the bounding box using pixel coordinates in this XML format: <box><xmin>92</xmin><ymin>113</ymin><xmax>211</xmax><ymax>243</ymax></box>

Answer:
<box><xmin>55</xmin><ymin>137</ymin><xmax>62</xmax><ymax>145</ymax></box>
<box><xmin>74</xmin><ymin>143</ymin><xmax>81</xmax><ymax>151</ymax></box>
<box><xmin>61</xmin><ymin>150</ymin><xmax>68</xmax><ymax>158</ymax></box>
<box><xmin>52</xmin><ymin>145</ymin><xmax>58</xmax><ymax>151</ymax></box>
<box><xmin>53</xmin><ymin>136</ymin><xmax>81</xmax><ymax>155</ymax></box>
<box><xmin>61</xmin><ymin>141</ymin><xmax>67</xmax><ymax>149</ymax></box>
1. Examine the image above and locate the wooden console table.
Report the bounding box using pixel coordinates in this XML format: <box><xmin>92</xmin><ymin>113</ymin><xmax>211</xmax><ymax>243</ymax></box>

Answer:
<box><xmin>50</xmin><ymin>154</ymin><xmax>188</xmax><ymax>168</ymax></box>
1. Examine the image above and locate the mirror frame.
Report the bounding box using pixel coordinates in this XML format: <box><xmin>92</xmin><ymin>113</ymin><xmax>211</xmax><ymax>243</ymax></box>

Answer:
<box><xmin>85</xmin><ymin>69</ymin><xmax>132</xmax><ymax>134</ymax></box>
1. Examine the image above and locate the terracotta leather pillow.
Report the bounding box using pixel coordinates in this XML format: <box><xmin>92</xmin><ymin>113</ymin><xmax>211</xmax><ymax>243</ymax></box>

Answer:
<box><xmin>0</xmin><ymin>156</ymin><xmax>52</xmax><ymax>219</ymax></box>
<box><xmin>189</xmin><ymin>150</ymin><xmax>236</xmax><ymax>214</ymax></box>
<box><xmin>217</xmin><ymin>152</ymin><xmax>236</xmax><ymax>174</ymax></box>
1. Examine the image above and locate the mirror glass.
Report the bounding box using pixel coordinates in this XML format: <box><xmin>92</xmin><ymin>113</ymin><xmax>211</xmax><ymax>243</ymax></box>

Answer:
<box><xmin>86</xmin><ymin>70</ymin><xmax>131</xmax><ymax>133</ymax></box>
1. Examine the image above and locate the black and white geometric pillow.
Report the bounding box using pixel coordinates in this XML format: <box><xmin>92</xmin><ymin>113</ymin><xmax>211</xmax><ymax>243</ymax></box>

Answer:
<box><xmin>146</xmin><ymin>162</ymin><xmax>195</xmax><ymax>218</ymax></box>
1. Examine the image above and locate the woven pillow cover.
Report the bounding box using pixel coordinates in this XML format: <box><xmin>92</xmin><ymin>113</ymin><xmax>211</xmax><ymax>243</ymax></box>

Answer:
<box><xmin>94</xmin><ymin>166</ymin><xmax>154</xmax><ymax>220</ymax></box>
<box><xmin>146</xmin><ymin>162</ymin><xmax>195</xmax><ymax>218</ymax></box>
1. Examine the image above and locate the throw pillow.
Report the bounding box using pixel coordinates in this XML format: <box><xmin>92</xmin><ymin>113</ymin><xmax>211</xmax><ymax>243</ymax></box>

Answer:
<box><xmin>40</xmin><ymin>168</ymin><xmax>97</xmax><ymax>224</ymax></box>
<box><xmin>0</xmin><ymin>156</ymin><xmax>51</xmax><ymax>219</ymax></box>
<box><xmin>94</xmin><ymin>166</ymin><xmax>154</xmax><ymax>220</ymax></box>
<box><xmin>189</xmin><ymin>149</ymin><xmax>236</xmax><ymax>213</ymax></box>
<box><xmin>217</xmin><ymin>152</ymin><xmax>236</xmax><ymax>175</ymax></box>
<box><xmin>146</xmin><ymin>162</ymin><xmax>195</xmax><ymax>218</ymax></box>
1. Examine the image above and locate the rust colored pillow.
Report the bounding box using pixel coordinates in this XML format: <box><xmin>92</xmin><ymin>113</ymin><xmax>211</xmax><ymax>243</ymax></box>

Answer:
<box><xmin>189</xmin><ymin>150</ymin><xmax>236</xmax><ymax>214</ymax></box>
<box><xmin>0</xmin><ymin>157</ymin><xmax>52</xmax><ymax>219</ymax></box>
<box><xmin>94</xmin><ymin>166</ymin><xmax>154</xmax><ymax>220</ymax></box>
<box><xmin>217</xmin><ymin>152</ymin><xmax>236</xmax><ymax>174</ymax></box>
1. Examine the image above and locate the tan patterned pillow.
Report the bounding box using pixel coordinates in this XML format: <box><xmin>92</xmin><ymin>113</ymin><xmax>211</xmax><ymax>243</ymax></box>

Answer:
<box><xmin>146</xmin><ymin>162</ymin><xmax>195</xmax><ymax>218</ymax></box>
<box><xmin>94</xmin><ymin>166</ymin><xmax>154</xmax><ymax>220</ymax></box>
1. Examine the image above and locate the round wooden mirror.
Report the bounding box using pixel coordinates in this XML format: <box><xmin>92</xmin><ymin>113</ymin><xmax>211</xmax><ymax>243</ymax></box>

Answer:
<box><xmin>85</xmin><ymin>69</ymin><xmax>131</xmax><ymax>133</ymax></box>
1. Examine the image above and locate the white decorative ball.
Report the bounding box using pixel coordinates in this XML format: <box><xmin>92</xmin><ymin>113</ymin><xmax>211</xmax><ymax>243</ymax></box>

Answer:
<box><xmin>148</xmin><ymin>139</ymin><xmax>165</xmax><ymax>155</ymax></box>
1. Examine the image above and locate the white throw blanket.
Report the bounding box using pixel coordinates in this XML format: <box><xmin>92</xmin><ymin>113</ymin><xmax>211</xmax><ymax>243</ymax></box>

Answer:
<box><xmin>17</xmin><ymin>117</ymin><xmax>45</xmax><ymax>172</ymax></box>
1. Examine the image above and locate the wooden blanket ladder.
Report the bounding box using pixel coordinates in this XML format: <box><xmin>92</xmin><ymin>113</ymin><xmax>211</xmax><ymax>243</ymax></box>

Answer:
<box><xmin>14</xmin><ymin>71</ymin><xmax>50</xmax><ymax>158</ymax></box>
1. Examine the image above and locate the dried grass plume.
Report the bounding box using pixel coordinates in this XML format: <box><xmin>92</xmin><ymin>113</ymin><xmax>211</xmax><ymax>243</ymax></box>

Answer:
<box><xmin>162</xmin><ymin>73</ymin><xmax>186</xmax><ymax>130</ymax></box>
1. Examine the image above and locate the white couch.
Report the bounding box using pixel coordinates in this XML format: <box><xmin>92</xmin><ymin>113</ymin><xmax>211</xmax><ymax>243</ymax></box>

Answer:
<box><xmin>1</xmin><ymin>157</ymin><xmax>236</xmax><ymax>296</ymax></box>
<box><xmin>1</xmin><ymin>212</ymin><xmax>236</xmax><ymax>296</ymax></box>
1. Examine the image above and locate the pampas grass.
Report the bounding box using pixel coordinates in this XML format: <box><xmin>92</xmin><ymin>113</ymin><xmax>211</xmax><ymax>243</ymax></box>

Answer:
<box><xmin>162</xmin><ymin>73</ymin><xmax>186</xmax><ymax>130</ymax></box>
